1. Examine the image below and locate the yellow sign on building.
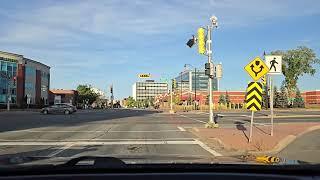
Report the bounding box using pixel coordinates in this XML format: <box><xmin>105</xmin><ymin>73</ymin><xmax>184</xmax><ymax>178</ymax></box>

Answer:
<box><xmin>138</xmin><ymin>74</ymin><xmax>151</xmax><ymax>78</ymax></box>
<box><xmin>244</xmin><ymin>57</ymin><xmax>269</xmax><ymax>81</ymax></box>
<box><xmin>245</xmin><ymin>82</ymin><xmax>262</xmax><ymax>111</ymax></box>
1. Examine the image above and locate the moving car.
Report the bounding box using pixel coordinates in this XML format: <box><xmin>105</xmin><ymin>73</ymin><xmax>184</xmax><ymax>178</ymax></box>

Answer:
<box><xmin>41</xmin><ymin>104</ymin><xmax>74</xmax><ymax>115</ymax></box>
<box><xmin>55</xmin><ymin>103</ymin><xmax>77</xmax><ymax>112</ymax></box>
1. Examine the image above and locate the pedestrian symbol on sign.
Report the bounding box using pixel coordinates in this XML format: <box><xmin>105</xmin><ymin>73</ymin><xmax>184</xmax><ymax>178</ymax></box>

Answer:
<box><xmin>269</xmin><ymin>57</ymin><xmax>278</xmax><ymax>71</ymax></box>
<box><xmin>265</xmin><ymin>55</ymin><xmax>282</xmax><ymax>75</ymax></box>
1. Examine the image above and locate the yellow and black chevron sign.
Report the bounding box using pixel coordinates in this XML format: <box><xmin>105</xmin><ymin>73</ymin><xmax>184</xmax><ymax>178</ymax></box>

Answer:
<box><xmin>246</xmin><ymin>82</ymin><xmax>262</xmax><ymax>111</ymax></box>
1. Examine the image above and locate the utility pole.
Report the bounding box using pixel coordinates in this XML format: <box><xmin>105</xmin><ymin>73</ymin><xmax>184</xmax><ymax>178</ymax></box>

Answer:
<box><xmin>110</xmin><ymin>85</ymin><xmax>114</xmax><ymax>109</ymax></box>
<box><xmin>194</xmin><ymin>67</ymin><xmax>197</xmax><ymax>110</ymax></box>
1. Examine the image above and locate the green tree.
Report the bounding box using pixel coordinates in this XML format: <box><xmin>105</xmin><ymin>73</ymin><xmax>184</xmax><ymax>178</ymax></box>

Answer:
<box><xmin>279</xmin><ymin>81</ymin><xmax>289</xmax><ymax>108</ymax></box>
<box><xmin>273</xmin><ymin>86</ymin><xmax>281</xmax><ymax>108</ymax></box>
<box><xmin>225</xmin><ymin>92</ymin><xmax>231</xmax><ymax>107</ymax></box>
<box><xmin>271</xmin><ymin>46</ymin><xmax>320</xmax><ymax>96</ymax></box>
<box><xmin>77</xmin><ymin>84</ymin><xmax>99</xmax><ymax>105</ymax></box>
<box><xmin>293</xmin><ymin>88</ymin><xmax>305</xmax><ymax>108</ymax></box>
<box><xmin>218</xmin><ymin>94</ymin><xmax>226</xmax><ymax>104</ymax></box>
<box><xmin>126</xmin><ymin>96</ymin><xmax>136</xmax><ymax>107</ymax></box>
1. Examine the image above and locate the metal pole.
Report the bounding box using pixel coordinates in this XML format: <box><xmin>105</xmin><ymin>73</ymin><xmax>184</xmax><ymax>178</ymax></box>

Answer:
<box><xmin>270</xmin><ymin>76</ymin><xmax>274</xmax><ymax>136</ymax></box>
<box><xmin>180</xmin><ymin>72</ymin><xmax>182</xmax><ymax>100</ymax></box>
<box><xmin>249</xmin><ymin>110</ymin><xmax>254</xmax><ymax>142</ymax></box>
<box><xmin>170</xmin><ymin>89</ymin><xmax>173</xmax><ymax>111</ymax></box>
<box><xmin>7</xmin><ymin>78</ymin><xmax>10</xmax><ymax>111</ymax></box>
<box><xmin>194</xmin><ymin>68</ymin><xmax>197</xmax><ymax>110</ymax></box>
<box><xmin>207</xmin><ymin>25</ymin><xmax>214</xmax><ymax>124</ymax></box>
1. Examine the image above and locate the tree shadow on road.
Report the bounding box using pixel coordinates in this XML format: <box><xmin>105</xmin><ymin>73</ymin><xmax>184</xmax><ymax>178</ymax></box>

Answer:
<box><xmin>0</xmin><ymin>109</ymin><xmax>162</xmax><ymax>133</ymax></box>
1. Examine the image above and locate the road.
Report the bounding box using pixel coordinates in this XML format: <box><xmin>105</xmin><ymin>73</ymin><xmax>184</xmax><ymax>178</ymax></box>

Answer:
<box><xmin>0</xmin><ymin>109</ymin><xmax>319</xmax><ymax>165</ymax></box>
<box><xmin>278</xmin><ymin>129</ymin><xmax>320</xmax><ymax>164</ymax></box>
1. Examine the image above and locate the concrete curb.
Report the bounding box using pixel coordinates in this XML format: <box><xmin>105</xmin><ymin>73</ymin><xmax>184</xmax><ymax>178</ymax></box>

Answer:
<box><xmin>188</xmin><ymin>125</ymin><xmax>320</xmax><ymax>156</ymax></box>
<box><xmin>249</xmin><ymin>125</ymin><xmax>320</xmax><ymax>155</ymax></box>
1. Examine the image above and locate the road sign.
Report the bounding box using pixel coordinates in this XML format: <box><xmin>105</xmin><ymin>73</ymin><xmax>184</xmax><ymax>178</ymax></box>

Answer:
<box><xmin>244</xmin><ymin>57</ymin><xmax>269</xmax><ymax>81</ymax></box>
<box><xmin>261</xmin><ymin>75</ymin><xmax>267</xmax><ymax>86</ymax></box>
<box><xmin>246</xmin><ymin>82</ymin><xmax>263</xmax><ymax>111</ymax></box>
<box><xmin>138</xmin><ymin>74</ymin><xmax>151</xmax><ymax>78</ymax></box>
<box><xmin>265</xmin><ymin>55</ymin><xmax>282</xmax><ymax>75</ymax></box>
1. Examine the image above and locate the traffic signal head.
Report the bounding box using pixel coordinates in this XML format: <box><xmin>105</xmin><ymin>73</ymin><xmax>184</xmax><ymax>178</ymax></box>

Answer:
<box><xmin>186</xmin><ymin>35</ymin><xmax>196</xmax><ymax>48</ymax></box>
<box><xmin>197</xmin><ymin>28</ymin><xmax>206</xmax><ymax>54</ymax></box>
<box><xmin>205</xmin><ymin>63</ymin><xmax>214</xmax><ymax>78</ymax></box>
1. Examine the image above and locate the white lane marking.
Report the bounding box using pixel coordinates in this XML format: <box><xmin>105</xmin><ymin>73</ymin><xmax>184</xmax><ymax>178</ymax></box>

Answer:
<box><xmin>194</xmin><ymin>139</ymin><xmax>222</xmax><ymax>157</ymax></box>
<box><xmin>0</xmin><ymin>141</ymin><xmax>198</xmax><ymax>146</ymax></box>
<box><xmin>17</xmin><ymin>130</ymin><xmax>182</xmax><ymax>133</ymax></box>
<box><xmin>178</xmin><ymin>114</ymin><xmax>206</xmax><ymax>124</ymax></box>
<box><xmin>177</xmin><ymin>126</ymin><xmax>186</xmax><ymax>132</ymax></box>
<box><xmin>47</xmin><ymin>143</ymin><xmax>75</xmax><ymax>157</ymax></box>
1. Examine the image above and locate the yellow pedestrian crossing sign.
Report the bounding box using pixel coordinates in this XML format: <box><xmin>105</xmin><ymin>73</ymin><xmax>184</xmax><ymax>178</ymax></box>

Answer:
<box><xmin>244</xmin><ymin>57</ymin><xmax>269</xmax><ymax>81</ymax></box>
<box><xmin>246</xmin><ymin>82</ymin><xmax>263</xmax><ymax>111</ymax></box>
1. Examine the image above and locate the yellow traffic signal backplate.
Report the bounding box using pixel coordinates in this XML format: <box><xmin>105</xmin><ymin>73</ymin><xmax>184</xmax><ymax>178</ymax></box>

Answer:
<box><xmin>244</xmin><ymin>57</ymin><xmax>269</xmax><ymax>81</ymax></box>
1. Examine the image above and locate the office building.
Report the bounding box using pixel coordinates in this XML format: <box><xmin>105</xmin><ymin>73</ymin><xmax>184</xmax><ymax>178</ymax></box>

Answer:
<box><xmin>132</xmin><ymin>80</ymin><xmax>168</xmax><ymax>101</ymax></box>
<box><xmin>0</xmin><ymin>51</ymin><xmax>50</xmax><ymax>107</ymax></box>
<box><xmin>174</xmin><ymin>69</ymin><xmax>218</xmax><ymax>93</ymax></box>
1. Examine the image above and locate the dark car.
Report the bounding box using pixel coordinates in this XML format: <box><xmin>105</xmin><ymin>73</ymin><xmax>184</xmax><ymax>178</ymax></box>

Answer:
<box><xmin>41</xmin><ymin>104</ymin><xmax>74</xmax><ymax>115</ymax></box>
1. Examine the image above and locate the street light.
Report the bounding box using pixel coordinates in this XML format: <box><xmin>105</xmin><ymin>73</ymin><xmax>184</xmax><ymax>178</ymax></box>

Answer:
<box><xmin>184</xmin><ymin>64</ymin><xmax>198</xmax><ymax>110</ymax></box>
<box><xmin>186</xmin><ymin>16</ymin><xmax>219</xmax><ymax>128</ymax></box>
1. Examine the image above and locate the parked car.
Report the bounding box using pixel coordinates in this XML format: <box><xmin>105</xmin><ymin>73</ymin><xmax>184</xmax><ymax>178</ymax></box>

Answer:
<box><xmin>41</xmin><ymin>104</ymin><xmax>74</xmax><ymax>115</ymax></box>
<box><xmin>55</xmin><ymin>103</ymin><xmax>77</xmax><ymax>112</ymax></box>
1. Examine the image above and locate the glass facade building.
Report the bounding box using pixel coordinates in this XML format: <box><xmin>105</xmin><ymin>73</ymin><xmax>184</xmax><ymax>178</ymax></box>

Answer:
<box><xmin>0</xmin><ymin>51</ymin><xmax>50</xmax><ymax>107</ymax></box>
<box><xmin>174</xmin><ymin>70</ymin><xmax>217</xmax><ymax>92</ymax></box>
<box><xmin>132</xmin><ymin>81</ymin><xmax>168</xmax><ymax>101</ymax></box>
<box><xmin>0</xmin><ymin>59</ymin><xmax>18</xmax><ymax>103</ymax></box>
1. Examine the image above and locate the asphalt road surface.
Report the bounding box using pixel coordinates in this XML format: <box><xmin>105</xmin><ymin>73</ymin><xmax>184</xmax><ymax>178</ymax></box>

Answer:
<box><xmin>0</xmin><ymin>109</ymin><xmax>319</xmax><ymax>165</ymax></box>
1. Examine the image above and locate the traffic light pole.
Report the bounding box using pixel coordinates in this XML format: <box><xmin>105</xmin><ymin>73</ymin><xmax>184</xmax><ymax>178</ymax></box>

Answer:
<box><xmin>207</xmin><ymin>25</ymin><xmax>214</xmax><ymax>125</ymax></box>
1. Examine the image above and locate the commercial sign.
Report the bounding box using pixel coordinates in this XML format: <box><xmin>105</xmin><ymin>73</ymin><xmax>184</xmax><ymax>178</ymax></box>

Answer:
<box><xmin>138</xmin><ymin>74</ymin><xmax>151</xmax><ymax>78</ymax></box>
<box><xmin>244</xmin><ymin>57</ymin><xmax>269</xmax><ymax>81</ymax></box>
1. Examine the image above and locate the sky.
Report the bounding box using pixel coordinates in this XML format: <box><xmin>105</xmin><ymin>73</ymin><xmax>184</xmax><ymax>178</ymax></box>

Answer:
<box><xmin>0</xmin><ymin>0</ymin><xmax>319</xmax><ymax>99</ymax></box>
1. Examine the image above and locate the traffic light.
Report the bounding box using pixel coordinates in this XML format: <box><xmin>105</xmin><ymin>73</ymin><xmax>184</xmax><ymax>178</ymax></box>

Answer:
<box><xmin>197</xmin><ymin>28</ymin><xmax>206</xmax><ymax>54</ymax></box>
<box><xmin>172</xmin><ymin>79</ymin><xmax>177</xmax><ymax>89</ymax></box>
<box><xmin>205</xmin><ymin>63</ymin><xmax>214</xmax><ymax>78</ymax></box>
<box><xmin>186</xmin><ymin>35</ymin><xmax>196</xmax><ymax>48</ymax></box>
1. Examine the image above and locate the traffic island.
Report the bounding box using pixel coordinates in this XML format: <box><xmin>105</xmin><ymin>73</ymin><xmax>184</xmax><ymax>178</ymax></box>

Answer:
<box><xmin>189</xmin><ymin>122</ymin><xmax>320</xmax><ymax>156</ymax></box>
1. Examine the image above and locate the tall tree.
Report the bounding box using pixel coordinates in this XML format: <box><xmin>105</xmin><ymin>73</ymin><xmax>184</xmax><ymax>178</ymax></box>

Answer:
<box><xmin>279</xmin><ymin>81</ymin><xmax>289</xmax><ymax>108</ymax></box>
<box><xmin>273</xmin><ymin>86</ymin><xmax>281</xmax><ymax>108</ymax></box>
<box><xmin>218</xmin><ymin>94</ymin><xmax>226</xmax><ymax>104</ymax></box>
<box><xmin>225</xmin><ymin>91</ymin><xmax>231</xmax><ymax>104</ymax></box>
<box><xmin>293</xmin><ymin>88</ymin><xmax>305</xmax><ymax>108</ymax></box>
<box><xmin>77</xmin><ymin>84</ymin><xmax>99</xmax><ymax>105</ymax></box>
<box><xmin>271</xmin><ymin>46</ymin><xmax>320</xmax><ymax>96</ymax></box>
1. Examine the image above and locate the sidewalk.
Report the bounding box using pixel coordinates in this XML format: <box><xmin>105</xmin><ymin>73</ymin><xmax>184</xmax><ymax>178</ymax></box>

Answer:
<box><xmin>189</xmin><ymin>122</ymin><xmax>320</xmax><ymax>156</ymax></box>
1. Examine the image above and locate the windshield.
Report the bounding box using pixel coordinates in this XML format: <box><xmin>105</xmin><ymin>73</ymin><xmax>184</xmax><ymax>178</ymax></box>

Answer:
<box><xmin>0</xmin><ymin>0</ymin><xmax>319</xmax><ymax>167</ymax></box>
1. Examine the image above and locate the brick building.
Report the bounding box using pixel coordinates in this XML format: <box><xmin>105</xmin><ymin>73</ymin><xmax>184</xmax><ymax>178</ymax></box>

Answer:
<box><xmin>49</xmin><ymin>89</ymin><xmax>78</xmax><ymax>105</ymax></box>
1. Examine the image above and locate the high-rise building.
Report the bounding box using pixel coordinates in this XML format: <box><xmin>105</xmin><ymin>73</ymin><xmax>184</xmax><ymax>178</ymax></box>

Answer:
<box><xmin>0</xmin><ymin>51</ymin><xmax>50</xmax><ymax>107</ymax></box>
<box><xmin>132</xmin><ymin>80</ymin><xmax>168</xmax><ymax>101</ymax></box>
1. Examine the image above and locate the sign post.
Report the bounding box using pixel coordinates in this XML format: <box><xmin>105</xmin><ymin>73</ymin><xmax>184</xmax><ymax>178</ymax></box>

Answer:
<box><xmin>265</xmin><ymin>55</ymin><xmax>282</xmax><ymax>136</ymax></box>
<box><xmin>244</xmin><ymin>57</ymin><xmax>269</xmax><ymax>143</ymax></box>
